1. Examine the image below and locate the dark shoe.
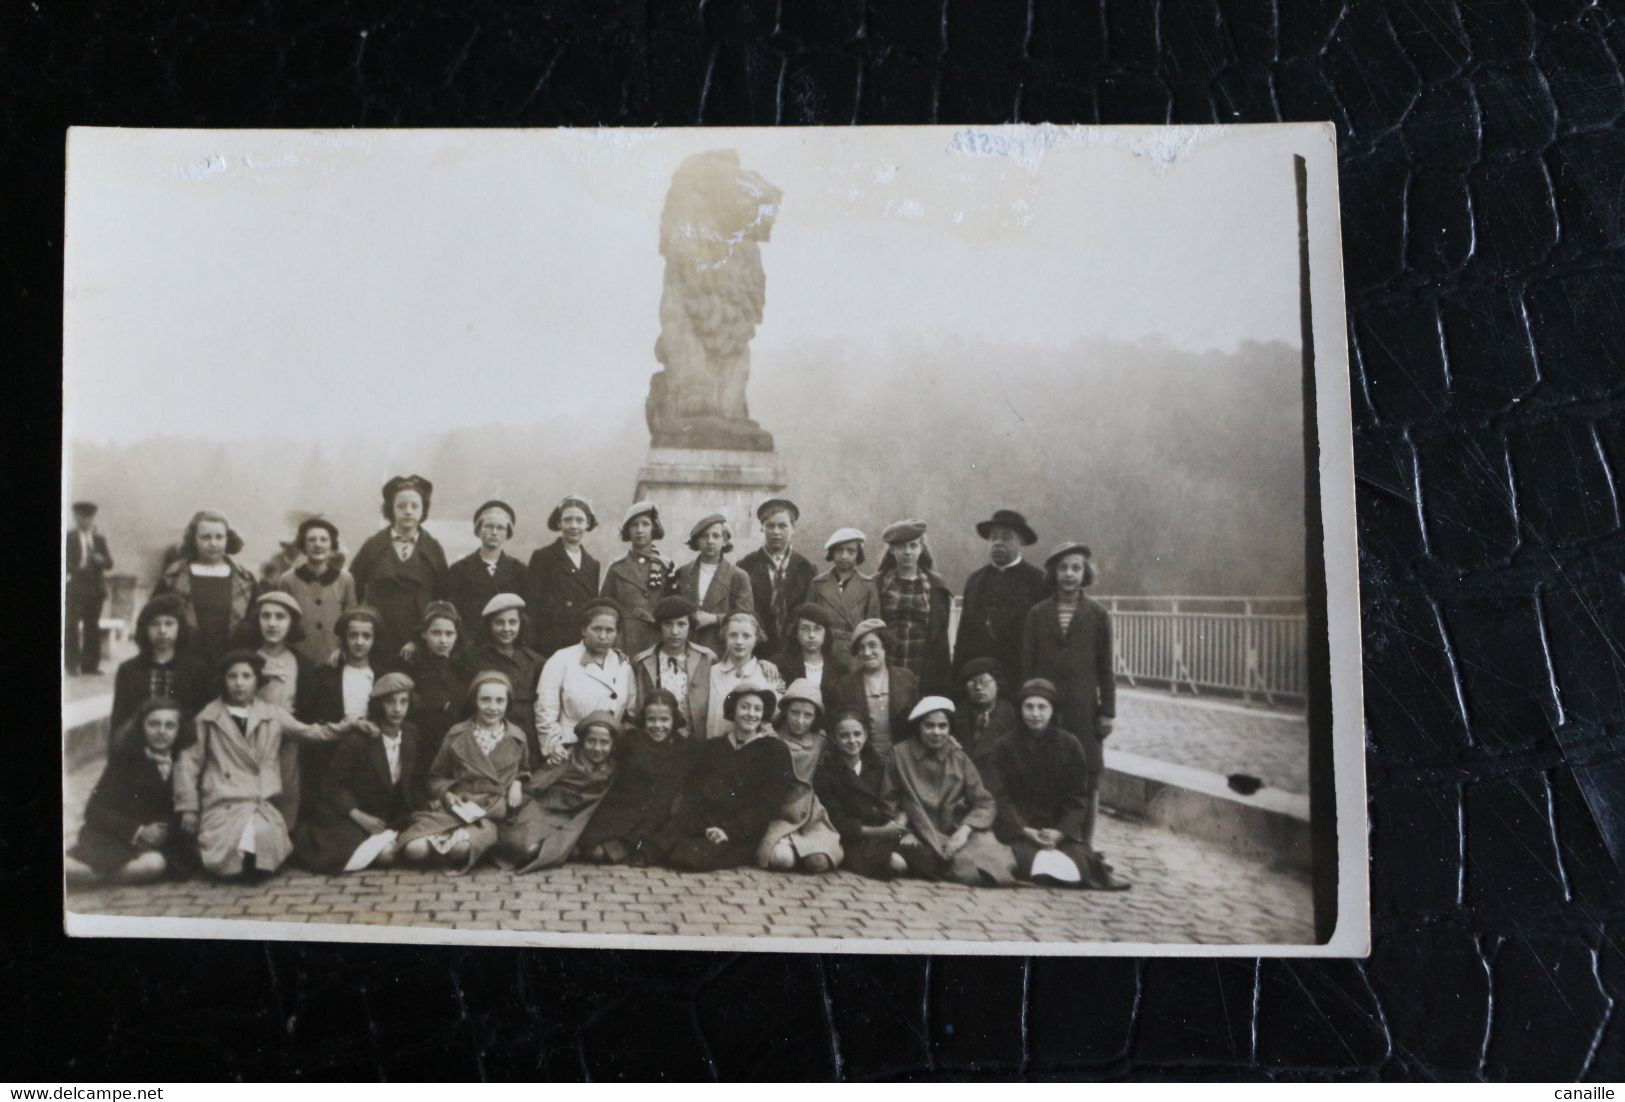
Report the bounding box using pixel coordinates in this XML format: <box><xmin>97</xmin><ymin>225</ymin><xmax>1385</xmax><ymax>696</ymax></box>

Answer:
<box><xmin>1088</xmin><ymin>870</ymin><xmax>1132</xmax><ymax>891</ymax></box>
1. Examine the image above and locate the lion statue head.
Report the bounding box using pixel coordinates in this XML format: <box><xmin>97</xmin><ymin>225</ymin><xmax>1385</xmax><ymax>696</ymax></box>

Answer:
<box><xmin>648</xmin><ymin>150</ymin><xmax>783</xmax><ymax>449</ymax></box>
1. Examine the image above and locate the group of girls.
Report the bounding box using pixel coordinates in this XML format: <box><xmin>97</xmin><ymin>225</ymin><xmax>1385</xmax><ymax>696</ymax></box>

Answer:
<box><xmin>68</xmin><ymin>476</ymin><xmax>1129</xmax><ymax>892</ymax></box>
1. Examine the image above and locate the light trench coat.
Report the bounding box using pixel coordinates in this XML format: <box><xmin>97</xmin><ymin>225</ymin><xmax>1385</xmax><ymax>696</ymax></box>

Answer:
<box><xmin>534</xmin><ymin>643</ymin><xmax>633</xmax><ymax>757</ymax></box>
<box><xmin>173</xmin><ymin>699</ymin><xmax>341</xmax><ymax>876</ymax></box>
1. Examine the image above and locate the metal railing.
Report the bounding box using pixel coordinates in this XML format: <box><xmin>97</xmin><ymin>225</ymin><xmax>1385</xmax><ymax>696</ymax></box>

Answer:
<box><xmin>947</xmin><ymin>594</ymin><xmax>1309</xmax><ymax>706</ymax></box>
<box><xmin>1099</xmin><ymin>596</ymin><xmax>1308</xmax><ymax>706</ymax></box>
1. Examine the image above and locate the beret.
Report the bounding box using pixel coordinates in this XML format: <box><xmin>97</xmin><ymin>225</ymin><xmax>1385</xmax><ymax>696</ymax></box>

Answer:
<box><xmin>370</xmin><ymin>671</ymin><xmax>416</xmax><ymax>699</ymax></box>
<box><xmin>689</xmin><ymin>512</ymin><xmax>729</xmax><ymax>542</ymax></box>
<box><xmin>881</xmin><ymin>519</ymin><xmax>928</xmax><ymax>545</ymax></box>
<box><xmin>824</xmin><ymin>527</ymin><xmax>866</xmax><ymax>550</ymax></box>
<box><xmin>622</xmin><ymin>501</ymin><xmax>659</xmax><ymax>525</ymax></box>
<box><xmin>481</xmin><ymin>592</ymin><xmax>526</xmax><ymax>619</ymax></box>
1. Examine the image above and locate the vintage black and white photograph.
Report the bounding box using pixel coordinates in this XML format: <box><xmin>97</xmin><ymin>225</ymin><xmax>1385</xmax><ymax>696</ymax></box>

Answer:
<box><xmin>61</xmin><ymin>123</ymin><xmax>1365</xmax><ymax>954</ymax></box>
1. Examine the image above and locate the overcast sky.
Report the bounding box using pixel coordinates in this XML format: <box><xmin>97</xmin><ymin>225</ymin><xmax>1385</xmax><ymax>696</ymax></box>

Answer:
<box><xmin>64</xmin><ymin>124</ymin><xmax>1319</xmax><ymax>445</ymax></box>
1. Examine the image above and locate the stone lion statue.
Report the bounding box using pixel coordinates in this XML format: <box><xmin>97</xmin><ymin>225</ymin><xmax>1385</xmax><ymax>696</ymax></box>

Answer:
<box><xmin>647</xmin><ymin>150</ymin><xmax>782</xmax><ymax>451</ymax></box>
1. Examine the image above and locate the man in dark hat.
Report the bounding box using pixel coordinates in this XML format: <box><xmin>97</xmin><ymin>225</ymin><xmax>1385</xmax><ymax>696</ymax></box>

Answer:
<box><xmin>953</xmin><ymin>508</ymin><xmax>1045</xmax><ymax>684</ymax></box>
<box><xmin>65</xmin><ymin>501</ymin><xmax>115</xmax><ymax>675</ymax></box>
<box><xmin>737</xmin><ymin>497</ymin><xmax>816</xmax><ymax>659</ymax></box>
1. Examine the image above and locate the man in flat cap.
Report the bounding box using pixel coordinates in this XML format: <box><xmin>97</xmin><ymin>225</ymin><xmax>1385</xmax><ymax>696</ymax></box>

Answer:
<box><xmin>737</xmin><ymin>497</ymin><xmax>816</xmax><ymax>659</ymax></box>
<box><xmin>65</xmin><ymin>501</ymin><xmax>115</xmax><ymax>675</ymax></box>
<box><xmin>954</xmin><ymin>509</ymin><xmax>1045</xmax><ymax>684</ymax></box>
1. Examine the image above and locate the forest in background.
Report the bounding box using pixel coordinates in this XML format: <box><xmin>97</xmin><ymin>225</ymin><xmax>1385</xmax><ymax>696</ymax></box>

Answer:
<box><xmin>67</xmin><ymin>333</ymin><xmax>1307</xmax><ymax>598</ymax></box>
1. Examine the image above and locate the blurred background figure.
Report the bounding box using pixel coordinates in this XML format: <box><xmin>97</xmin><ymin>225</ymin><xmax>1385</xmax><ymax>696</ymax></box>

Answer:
<box><xmin>65</xmin><ymin>500</ymin><xmax>115</xmax><ymax>675</ymax></box>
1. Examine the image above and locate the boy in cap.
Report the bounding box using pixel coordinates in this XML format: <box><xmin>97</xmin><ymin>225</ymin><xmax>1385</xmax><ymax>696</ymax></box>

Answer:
<box><xmin>737</xmin><ymin>497</ymin><xmax>817</xmax><ymax>659</ymax></box>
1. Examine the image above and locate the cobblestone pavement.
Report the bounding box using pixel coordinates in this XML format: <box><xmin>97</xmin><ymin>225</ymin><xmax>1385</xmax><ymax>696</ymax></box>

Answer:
<box><xmin>63</xmin><ymin>765</ymin><xmax>1312</xmax><ymax>947</ymax></box>
<box><xmin>1111</xmin><ymin>690</ymin><xmax>1308</xmax><ymax>795</ymax></box>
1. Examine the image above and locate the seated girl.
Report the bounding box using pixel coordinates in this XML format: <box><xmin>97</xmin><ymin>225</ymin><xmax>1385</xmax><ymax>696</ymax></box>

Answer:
<box><xmin>814</xmin><ymin>710</ymin><xmax>911</xmax><ymax>880</ymax></box>
<box><xmin>175</xmin><ymin>651</ymin><xmax>359</xmax><ymax>879</ymax></box>
<box><xmin>395</xmin><ymin>671</ymin><xmax>529</xmax><ymax>873</ymax></box>
<box><xmin>886</xmin><ymin>696</ymin><xmax>1019</xmax><ymax>886</ymax></box>
<box><xmin>757</xmin><ymin>679</ymin><xmax>843</xmax><ymax>874</ymax></box>
<box><xmin>110</xmin><ymin>594</ymin><xmax>210</xmax><ymax>734</ymax></box>
<box><xmin>497</xmin><ymin>712</ymin><xmax>619</xmax><ymax>872</ymax></box>
<box><xmin>576</xmin><ymin>690</ymin><xmax>693</xmax><ymax>867</ymax></box>
<box><xmin>293</xmin><ymin>672</ymin><xmax>425</xmax><ymax>874</ymax></box>
<box><xmin>986</xmin><ymin>678</ymin><xmax>1131</xmax><ymax>891</ymax></box>
<box><xmin>66</xmin><ymin>699</ymin><xmax>191</xmax><ymax>886</ymax></box>
<box><xmin>660</xmin><ymin>684</ymin><xmax>796</xmax><ymax>872</ymax></box>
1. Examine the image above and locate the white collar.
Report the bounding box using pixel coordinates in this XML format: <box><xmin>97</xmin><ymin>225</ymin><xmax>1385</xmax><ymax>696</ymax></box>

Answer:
<box><xmin>992</xmin><ymin>555</ymin><xmax>1024</xmax><ymax>571</ymax></box>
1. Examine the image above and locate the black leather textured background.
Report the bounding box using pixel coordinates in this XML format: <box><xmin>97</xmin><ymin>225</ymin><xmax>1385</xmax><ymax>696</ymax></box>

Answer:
<box><xmin>8</xmin><ymin>0</ymin><xmax>1624</xmax><ymax>1081</ymax></box>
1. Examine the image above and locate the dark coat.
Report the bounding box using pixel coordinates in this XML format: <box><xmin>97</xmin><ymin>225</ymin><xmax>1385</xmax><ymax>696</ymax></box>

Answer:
<box><xmin>397</xmin><ymin>652</ymin><xmax>471</xmax><ymax>779</ymax></box>
<box><xmin>66</xmin><ymin>530</ymin><xmax>114</xmax><ymax>598</ymax></box>
<box><xmin>985</xmin><ymin>723</ymin><xmax>1107</xmax><ymax>881</ymax></box>
<box><xmin>827</xmin><ymin>663</ymin><xmax>922</xmax><ymax>745</ymax></box>
<box><xmin>954</xmin><ymin>560</ymin><xmax>1046</xmax><ymax>682</ymax></box>
<box><xmin>445</xmin><ymin>551</ymin><xmax>527</xmax><ymax>633</ymax></box>
<box><xmin>875</xmin><ymin>568</ymin><xmax>956</xmax><ymax>696</ymax></box>
<box><xmin>110</xmin><ymin>653</ymin><xmax>211</xmax><ymax>734</ymax></box>
<box><xmin>736</xmin><ymin>548</ymin><xmax>817</xmax><ymax>658</ymax></box>
<box><xmin>986</xmin><ymin>724</ymin><xmax>1095</xmax><ymax>842</ymax></box>
<box><xmin>69</xmin><ymin>742</ymin><xmax>181</xmax><ymax>876</ymax></box>
<box><xmin>814</xmin><ymin>747</ymin><xmax>903</xmax><ymax>880</ymax></box>
<box><xmin>1021</xmin><ymin>596</ymin><xmax>1114</xmax><ymax>774</ymax></box>
<box><xmin>951</xmin><ymin>697</ymin><xmax>1021</xmax><ymax>767</ymax></box>
<box><xmin>773</xmin><ymin>646</ymin><xmax>850</xmax><ymax>687</ymax></box>
<box><xmin>631</xmin><ymin>642</ymin><xmax>716</xmax><ymax>733</ymax></box>
<box><xmin>294</xmin><ymin>724</ymin><xmax>425</xmax><ymax>873</ymax></box>
<box><xmin>661</xmin><ymin>733</ymin><xmax>796</xmax><ymax>870</ymax></box>
<box><xmin>303</xmin><ymin>657</ymin><xmax>389</xmax><ymax>723</ymax></box>
<box><xmin>525</xmin><ymin>540</ymin><xmax>602</xmax><ymax>659</ymax></box>
<box><xmin>673</xmin><ymin>557</ymin><xmax>755</xmax><ymax>655</ymax></box>
<box><xmin>814</xmin><ymin>748</ymin><xmax>894</xmax><ymax>842</ymax></box>
<box><xmin>349</xmin><ymin>528</ymin><xmax>449</xmax><ymax>662</ymax></box>
<box><xmin>576</xmin><ymin>727</ymin><xmax>693</xmax><ymax>859</ymax></box>
<box><xmin>153</xmin><ymin>558</ymin><xmax>259</xmax><ymax>669</ymax></box>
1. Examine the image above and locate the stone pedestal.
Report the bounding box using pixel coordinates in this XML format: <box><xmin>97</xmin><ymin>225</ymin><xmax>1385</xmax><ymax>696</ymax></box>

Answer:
<box><xmin>634</xmin><ymin>447</ymin><xmax>788</xmax><ymax>548</ymax></box>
